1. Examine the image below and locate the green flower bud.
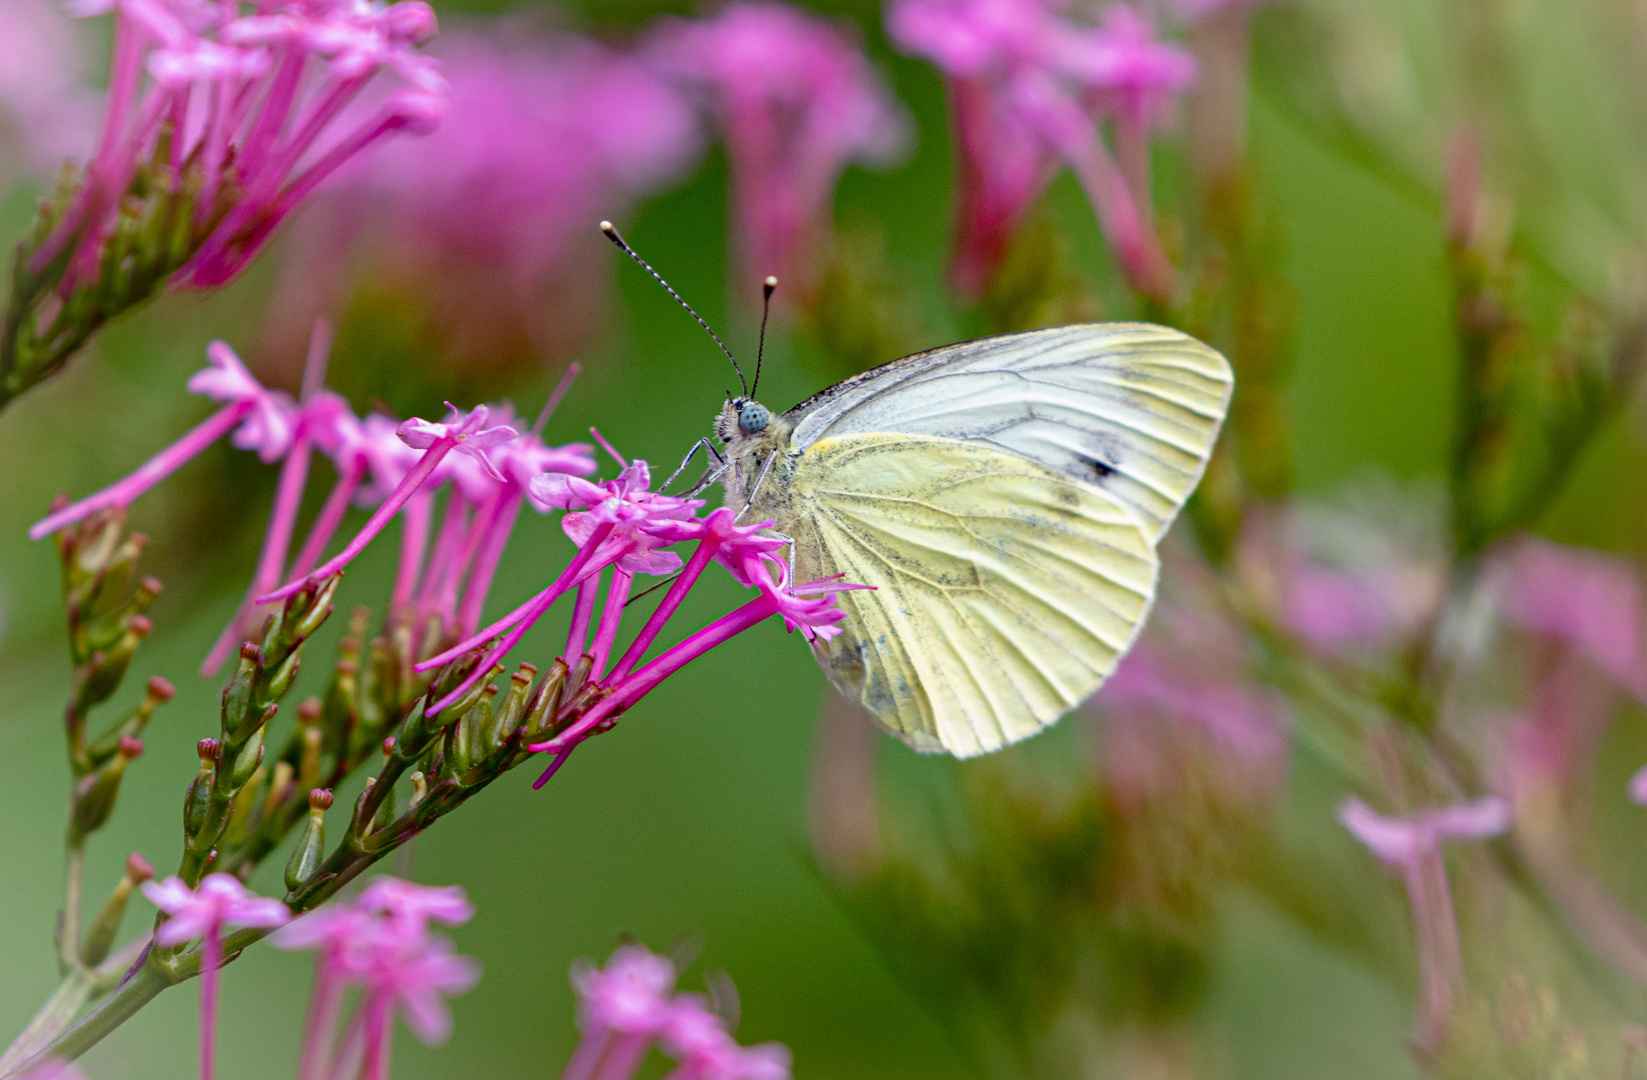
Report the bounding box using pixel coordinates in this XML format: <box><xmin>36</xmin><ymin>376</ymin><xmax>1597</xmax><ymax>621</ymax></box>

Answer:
<box><xmin>183</xmin><ymin>739</ymin><xmax>218</xmax><ymax>840</ymax></box>
<box><xmin>71</xmin><ymin>736</ymin><xmax>142</xmax><ymax>839</ymax></box>
<box><xmin>284</xmin><ymin>790</ymin><xmax>331</xmax><ymax>893</ymax></box>
<box><xmin>229</xmin><ymin>728</ymin><xmax>265</xmax><ymax>791</ymax></box>
<box><xmin>81</xmin><ymin>852</ymin><xmax>152</xmax><ymax>967</ymax></box>
<box><xmin>71</xmin><ymin>615</ymin><xmax>152</xmax><ymax>717</ymax></box>
<box><xmin>523</xmin><ymin>660</ymin><xmax>569</xmax><ymax>742</ymax></box>
<box><xmin>221</xmin><ymin>642</ymin><xmax>261</xmax><ymax>741</ymax></box>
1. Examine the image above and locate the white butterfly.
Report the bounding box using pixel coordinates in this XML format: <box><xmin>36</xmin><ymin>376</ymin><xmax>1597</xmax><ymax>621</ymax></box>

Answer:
<box><xmin>601</xmin><ymin>223</ymin><xmax>1231</xmax><ymax>758</ymax></box>
<box><xmin>707</xmin><ymin>322</ymin><xmax>1233</xmax><ymax>758</ymax></box>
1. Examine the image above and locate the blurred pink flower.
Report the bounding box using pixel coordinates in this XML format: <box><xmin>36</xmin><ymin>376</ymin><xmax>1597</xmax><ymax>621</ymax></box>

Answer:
<box><xmin>359</xmin><ymin>30</ymin><xmax>699</xmax><ymax>293</ymax></box>
<box><xmin>265</xmin><ymin>25</ymin><xmax>701</xmax><ymax>375</ymax></box>
<box><xmin>563</xmin><ymin>945</ymin><xmax>792</xmax><ymax>1080</ymax></box>
<box><xmin>889</xmin><ymin>0</ymin><xmax>1186</xmax><ymax>300</ymax></box>
<box><xmin>0</xmin><ymin>0</ymin><xmax>101</xmax><ymax>175</ymax></box>
<box><xmin>13</xmin><ymin>1059</ymin><xmax>89</xmax><ymax>1080</ymax></box>
<box><xmin>1338</xmin><ymin>797</ymin><xmax>1508</xmax><ymax>1054</ymax></box>
<box><xmin>142</xmin><ymin>874</ymin><xmax>289</xmax><ymax>1080</ymax></box>
<box><xmin>273</xmin><ymin>878</ymin><xmax>479</xmax><ymax>1080</ymax></box>
<box><xmin>648</xmin><ymin>2</ymin><xmax>910</xmax><ymax>301</ymax></box>
<box><xmin>1491</xmin><ymin>536</ymin><xmax>1645</xmax><ymax>696</ymax></box>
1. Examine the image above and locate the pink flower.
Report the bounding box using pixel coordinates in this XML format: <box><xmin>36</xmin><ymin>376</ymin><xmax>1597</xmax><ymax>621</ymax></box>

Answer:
<box><xmin>273</xmin><ymin>880</ymin><xmax>480</xmax><ymax>1080</ymax></box>
<box><xmin>1632</xmin><ymin>765</ymin><xmax>1647</xmax><ymax>806</ymax></box>
<box><xmin>1491</xmin><ymin>536</ymin><xmax>1645</xmax><ymax>696</ymax></box>
<box><xmin>0</xmin><ymin>0</ymin><xmax>101</xmax><ymax>176</ymax></box>
<box><xmin>258</xmin><ymin>402</ymin><xmax>517</xmax><ymax>603</ymax></box>
<box><xmin>647</xmin><ymin>2</ymin><xmax>909</xmax><ymax>297</ymax></box>
<box><xmin>888</xmin><ymin>0</ymin><xmax>1183</xmax><ymax>300</ymax></box>
<box><xmin>531</xmin><ymin>461</ymin><xmax>703</xmax><ymax>579</ymax></box>
<box><xmin>24</xmin><ymin>0</ymin><xmax>446</xmax><ymax>309</ymax></box>
<box><xmin>397</xmin><ymin>403</ymin><xmax>519</xmax><ymax>482</ymax></box>
<box><xmin>29</xmin><ymin>340</ymin><xmax>296</xmax><ymax>540</ymax></box>
<box><xmin>573</xmin><ymin>945</ymin><xmax>678</xmax><ymax>1035</ymax></box>
<box><xmin>659</xmin><ymin>998</ymin><xmax>792</xmax><ymax>1080</ymax></box>
<box><xmin>562</xmin><ymin>948</ymin><xmax>794</xmax><ymax>1080</ymax></box>
<box><xmin>141</xmin><ymin>873</ymin><xmax>291</xmax><ymax>945</ymax></box>
<box><xmin>1338</xmin><ymin>798</ymin><xmax>1511</xmax><ymax>866</ymax></box>
<box><xmin>357</xmin><ymin>933</ymin><xmax>480</xmax><ymax>1046</ymax></box>
<box><xmin>1338</xmin><ymin>797</ymin><xmax>1508</xmax><ymax>1054</ymax></box>
<box><xmin>142</xmin><ymin>874</ymin><xmax>289</xmax><ymax>1080</ymax></box>
<box><xmin>187</xmin><ymin>342</ymin><xmax>297</xmax><ymax>462</ymax></box>
<box><xmin>356</xmin><ymin>878</ymin><xmax>474</xmax><ymax>937</ymax></box>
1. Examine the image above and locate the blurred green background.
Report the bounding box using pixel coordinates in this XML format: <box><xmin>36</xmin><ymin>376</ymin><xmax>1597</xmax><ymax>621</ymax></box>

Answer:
<box><xmin>4</xmin><ymin>0</ymin><xmax>1643</xmax><ymax>1076</ymax></box>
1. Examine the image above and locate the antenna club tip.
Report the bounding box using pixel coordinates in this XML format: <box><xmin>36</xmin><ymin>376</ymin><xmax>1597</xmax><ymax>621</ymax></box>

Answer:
<box><xmin>764</xmin><ymin>276</ymin><xmax>778</xmax><ymax>287</ymax></box>
<box><xmin>599</xmin><ymin>220</ymin><xmax>615</xmax><ymax>233</ymax></box>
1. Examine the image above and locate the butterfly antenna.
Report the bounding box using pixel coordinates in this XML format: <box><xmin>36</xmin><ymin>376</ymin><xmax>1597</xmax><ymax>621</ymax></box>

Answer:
<box><xmin>600</xmin><ymin>221</ymin><xmax>747</xmax><ymax>397</ymax></box>
<box><xmin>750</xmin><ymin>276</ymin><xmax>778</xmax><ymax>399</ymax></box>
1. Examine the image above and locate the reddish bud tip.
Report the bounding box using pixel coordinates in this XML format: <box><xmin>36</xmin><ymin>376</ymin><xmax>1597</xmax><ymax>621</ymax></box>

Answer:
<box><xmin>337</xmin><ymin>659</ymin><xmax>359</xmax><ymax>677</ymax></box>
<box><xmin>197</xmin><ymin>738</ymin><xmax>220</xmax><ymax>762</ymax></box>
<box><xmin>382</xmin><ymin>736</ymin><xmax>396</xmax><ymax>757</ymax></box>
<box><xmin>50</xmin><ymin>493</ymin><xmax>69</xmax><ymax>512</ymax></box>
<box><xmin>146</xmin><ymin>675</ymin><xmax>175</xmax><ymax>703</ymax></box>
<box><xmin>512</xmin><ymin>667</ymin><xmax>535</xmax><ymax>685</ymax></box>
<box><xmin>125</xmin><ymin>853</ymin><xmax>154</xmax><ymax>883</ymax></box>
<box><xmin>240</xmin><ymin>641</ymin><xmax>262</xmax><ymax>662</ymax></box>
<box><xmin>482</xmin><ymin>683</ymin><xmax>500</xmax><ymax>698</ymax></box>
<box><xmin>117</xmin><ymin>736</ymin><xmax>143</xmax><ymax>759</ymax></box>
<box><xmin>129</xmin><ymin>533</ymin><xmax>148</xmax><ymax>550</ymax></box>
<box><xmin>140</xmin><ymin>575</ymin><xmax>164</xmax><ymax>596</ymax></box>
<box><xmin>297</xmin><ymin>698</ymin><xmax>322</xmax><ymax>723</ymax></box>
<box><xmin>308</xmin><ymin>788</ymin><xmax>334</xmax><ymax>811</ymax></box>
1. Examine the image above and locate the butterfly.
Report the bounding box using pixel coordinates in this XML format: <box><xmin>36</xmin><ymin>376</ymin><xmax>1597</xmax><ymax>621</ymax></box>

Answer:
<box><xmin>604</xmin><ymin>225</ymin><xmax>1233</xmax><ymax>758</ymax></box>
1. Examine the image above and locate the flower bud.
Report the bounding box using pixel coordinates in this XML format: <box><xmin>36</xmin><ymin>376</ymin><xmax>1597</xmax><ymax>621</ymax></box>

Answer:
<box><xmin>221</xmin><ymin>643</ymin><xmax>260</xmax><ymax>740</ymax></box>
<box><xmin>321</xmin><ymin>655</ymin><xmax>360</xmax><ymax>762</ymax></box>
<box><xmin>80</xmin><ymin>852</ymin><xmax>153</xmax><ymax>967</ymax></box>
<box><xmin>229</xmin><ymin>728</ymin><xmax>266</xmax><ymax>791</ymax></box>
<box><xmin>284</xmin><ymin>790</ymin><xmax>329</xmax><ymax>893</ymax></box>
<box><xmin>71</xmin><ymin>736</ymin><xmax>143</xmax><ymax>839</ymax></box>
<box><xmin>523</xmin><ymin>660</ymin><xmax>569</xmax><ymax>741</ymax></box>
<box><xmin>408</xmin><ymin>771</ymin><xmax>429</xmax><ymax>808</ymax></box>
<box><xmin>72</xmin><ymin>615</ymin><xmax>152</xmax><ymax>716</ymax></box>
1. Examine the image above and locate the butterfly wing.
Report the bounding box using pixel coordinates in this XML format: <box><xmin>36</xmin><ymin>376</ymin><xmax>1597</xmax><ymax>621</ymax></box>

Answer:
<box><xmin>776</xmin><ymin>432</ymin><xmax>1158</xmax><ymax>757</ymax></box>
<box><xmin>784</xmin><ymin>322</ymin><xmax>1232</xmax><ymax>543</ymax></box>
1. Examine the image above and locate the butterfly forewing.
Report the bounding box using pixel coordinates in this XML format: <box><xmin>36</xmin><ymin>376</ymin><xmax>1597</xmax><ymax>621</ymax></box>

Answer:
<box><xmin>777</xmin><ymin>433</ymin><xmax>1158</xmax><ymax>757</ymax></box>
<box><xmin>784</xmin><ymin>323</ymin><xmax>1233</xmax><ymax>542</ymax></box>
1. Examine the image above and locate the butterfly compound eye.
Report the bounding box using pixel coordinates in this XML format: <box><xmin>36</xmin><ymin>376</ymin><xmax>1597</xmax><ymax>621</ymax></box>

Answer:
<box><xmin>738</xmin><ymin>401</ymin><xmax>770</xmax><ymax>435</ymax></box>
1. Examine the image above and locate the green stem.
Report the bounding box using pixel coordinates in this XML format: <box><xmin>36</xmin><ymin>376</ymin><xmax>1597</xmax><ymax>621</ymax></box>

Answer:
<box><xmin>0</xmin><ymin>970</ymin><xmax>96</xmax><ymax>1077</ymax></box>
<box><xmin>60</xmin><ymin>840</ymin><xmax>84</xmax><ymax>974</ymax></box>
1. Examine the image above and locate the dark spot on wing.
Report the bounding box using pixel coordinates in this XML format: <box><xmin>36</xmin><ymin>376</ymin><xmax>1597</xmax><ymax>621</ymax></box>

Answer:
<box><xmin>1085</xmin><ymin>456</ymin><xmax>1115</xmax><ymax>480</ymax></box>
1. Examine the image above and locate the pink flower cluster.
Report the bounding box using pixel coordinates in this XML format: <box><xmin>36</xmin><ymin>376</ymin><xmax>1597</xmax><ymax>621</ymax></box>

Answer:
<box><xmin>32</xmin><ymin>0</ymin><xmax>446</xmax><ymax>295</ymax></box>
<box><xmin>563</xmin><ymin>944</ymin><xmax>791</xmax><ymax>1080</ymax></box>
<box><xmin>273</xmin><ymin>878</ymin><xmax>480</xmax><ymax>1080</ymax></box>
<box><xmin>407</xmin><ymin>456</ymin><xmax>859</xmax><ymax>785</ymax></box>
<box><xmin>888</xmin><ymin>0</ymin><xmax>1192</xmax><ymax>299</ymax></box>
<box><xmin>646</xmin><ymin>2</ymin><xmax>909</xmax><ymax>300</ymax></box>
<box><xmin>356</xmin><ymin>27</ymin><xmax>700</xmax><ymax>299</ymax></box>
<box><xmin>29</xmin><ymin>331</ymin><xmax>598</xmax><ymax>675</ymax></box>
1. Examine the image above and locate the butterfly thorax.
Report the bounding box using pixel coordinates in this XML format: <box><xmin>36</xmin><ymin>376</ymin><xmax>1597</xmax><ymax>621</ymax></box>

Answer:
<box><xmin>715</xmin><ymin>396</ymin><xmax>796</xmax><ymax>512</ymax></box>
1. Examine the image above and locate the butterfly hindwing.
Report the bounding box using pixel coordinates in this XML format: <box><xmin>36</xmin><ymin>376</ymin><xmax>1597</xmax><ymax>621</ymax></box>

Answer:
<box><xmin>784</xmin><ymin>322</ymin><xmax>1233</xmax><ymax>542</ymax></box>
<box><xmin>777</xmin><ymin>433</ymin><xmax>1159</xmax><ymax>757</ymax></box>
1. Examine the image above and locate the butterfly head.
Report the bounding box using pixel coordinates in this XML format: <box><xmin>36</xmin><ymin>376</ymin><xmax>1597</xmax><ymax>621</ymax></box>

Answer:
<box><xmin>717</xmin><ymin>395</ymin><xmax>769</xmax><ymax>443</ymax></box>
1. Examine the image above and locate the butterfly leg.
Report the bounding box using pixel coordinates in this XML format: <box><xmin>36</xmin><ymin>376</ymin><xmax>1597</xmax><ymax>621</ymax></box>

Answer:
<box><xmin>684</xmin><ymin>459</ymin><xmax>733</xmax><ymax>498</ymax></box>
<box><xmin>762</xmin><ymin>530</ymin><xmax>797</xmax><ymax>588</ymax></box>
<box><xmin>735</xmin><ymin>451</ymin><xmax>779</xmax><ymax>523</ymax></box>
<box><xmin>662</xmin><ymin>437</ymin><xmax>725</xmax><ymax>493</ymax></box>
